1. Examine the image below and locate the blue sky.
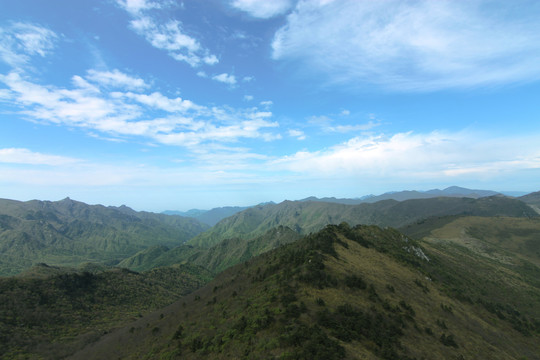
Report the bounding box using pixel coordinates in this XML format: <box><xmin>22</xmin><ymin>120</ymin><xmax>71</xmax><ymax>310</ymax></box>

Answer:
<box><xmin>1</xmin><ymin>0</ymin><xmax>540</xmax><ymax>211</ymax></box>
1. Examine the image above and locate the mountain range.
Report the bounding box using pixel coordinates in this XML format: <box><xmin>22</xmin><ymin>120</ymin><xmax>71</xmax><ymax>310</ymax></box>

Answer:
<box><xmin>162</xmin><ymin>186</ymin><xmax>518</xmax><ymax>226</ymax></box>
<box><xmin>70</xmin><ymin>222</ymin><xmax>540</xmax><ymax>359</ymax></box>
<box><xmin>0</xmin><ymin>197</ymin><xmax>209</xmax><ymax>276</ymax></box>
<box><xmin>1</xmin><ymin>188</ymin><xmax>540</xmax><ymax>359</ymax></box>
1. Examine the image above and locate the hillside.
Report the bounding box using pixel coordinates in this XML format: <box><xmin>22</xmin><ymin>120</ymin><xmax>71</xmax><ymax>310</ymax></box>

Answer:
<box><xmin>520</xmin><ymin>191</ymin><xmax>540</xmax><ymax>213</ymax></box>
<box><xmin>70</xmin><ymin>223</ymin><xmax>540</xmax><ymax>359</ymax></box>
<box><xmin>0</xmin><ymin>198</ymin><xmax>209</xmax><ymax>276</ymax></box>
<box><xmin>188</xmin><ymin>196</ymin><xmax>537</xmax><ymax>248</ymax></box>
<box><xmin>119</xmin><ymin>225</ymin><xmax>302</xmax><ymax>274</ymax></box>
<box><xmin>0</xmin><ymin>263</ymin><xmax>213</xmax><ymax>359</ymax></box>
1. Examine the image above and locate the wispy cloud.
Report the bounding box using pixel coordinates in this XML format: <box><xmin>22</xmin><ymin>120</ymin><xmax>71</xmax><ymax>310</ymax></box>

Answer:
<box><xmin>0</xmin><ymin>70</ymin><xmax>280</xmax><ymax>149</ymax></box>
<box><xmin>272</xmin><ymin>0</ymin><xmax>540</xmax><ymax>91</ymax></box>
<box><xmin>86</xmin><ymin>69</ymin><xmax>148</xmax><ymax>91</ymax></box>
<box><xmin>230</xmin><ymin>0</ymin><xmax>295</xmax><ymax>19</ymax></box>
<box><xmin>326</xmin><ymin>121</ymin><xmax>380</xmax><ymax>133</ymax></box>
<box><xmin>0</xmin><ymin>22</ymin><xmax>57</xmax><ymax>69</ymax></box>
<box><xmin>115</xmin><ymin>0</ymin><xmax>167</xmax><ymax>15</ymax></box>
<box><xmin>308</xmin><ymin>113</ymin><xmax>380</xmax><ymax>133</ymax></box>
<box><xmin>116</xmin><ymin>1</ymin><xmax>219</xmax><ymax>68</ymax></box>
<box><xmin>0</xmin><ymin>148</ymin><xmax>80</xmax><ymax>166</ymax></box>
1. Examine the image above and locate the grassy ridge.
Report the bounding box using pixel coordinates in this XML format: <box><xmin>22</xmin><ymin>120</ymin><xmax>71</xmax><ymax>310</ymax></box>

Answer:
<box><xmin>71</xmin><ymin>223</ymin><xmax>540</xmax><ymax>359</ymax></box>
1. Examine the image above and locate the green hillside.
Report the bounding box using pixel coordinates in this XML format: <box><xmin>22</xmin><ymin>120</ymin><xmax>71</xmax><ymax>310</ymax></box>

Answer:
<box><xmin>188</xmin><ymin>196</ymin><xmax>537</xmax><ymax>248</ymax></box>
<box><xmin>119</xmin><ymin>225</ymin><xmax>302</xmax><ymax>274</ymax></box>
<box><xmin>0</xmin><ymin>198</ymin><xmax>209</xmax><ymax>275</ymax></box>
<box><xmin>402</xmin><ymin>215</ymin><xmax>540</xmax><ymax>265</ymax></box>
<box><xmin>0</xmin><ymin>263</ymin><xmax>212</xmax><ymax>359</ymax></box>
<box><xmin>70</xmin><ymin>223</ymin><xmax>540</xmax><ymax>359</ymax></box>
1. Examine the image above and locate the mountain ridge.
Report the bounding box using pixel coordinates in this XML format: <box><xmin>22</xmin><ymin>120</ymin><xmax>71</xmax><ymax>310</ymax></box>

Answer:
<box><xmin>70</xmin><ymin>223</ymin><xmax>540</xmax><ymax>359</ymax></box>
<box><xmin>188</xmin><ymin>195</ymin><xmax>538</xmax><ymax>249</ymax></box>
<box><xmin>0</xmin><ymin>198</ymin><xmax>209</xmax><ymax>276</ymax></box>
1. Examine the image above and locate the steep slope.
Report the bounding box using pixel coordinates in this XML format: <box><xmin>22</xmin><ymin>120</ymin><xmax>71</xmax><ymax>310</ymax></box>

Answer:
<box><xmin>401</xmin><ymin>216</ymin><xmax>540</xmax><ymax>266</ymax></box>
<box><xmin>0</xmin><ymin>198</ymin><xmax>209</xmax><ymax>275</ymax></box>
<box><xmin>119</xmin><ymin>225</ymin><xmax>302</xmax><ymax>274</ymax></box>
<box><xmin>520</xmin><ymin>191</ymin><xmax>540</xmax><ymax>214</ymax></box>
<box><xmin>0</xmin><ymin>264</ymin><xmax>212</xmax><ymax>359</ymax></box>
<box><xmin>70</xmin><ymin>223</ymin><xmax>540</xmax><ymax>359</ymax></box>
<box><xmin>189</xmin><ymin>196</ymin><xmax>537</xmax><ymax>248</ymax></box>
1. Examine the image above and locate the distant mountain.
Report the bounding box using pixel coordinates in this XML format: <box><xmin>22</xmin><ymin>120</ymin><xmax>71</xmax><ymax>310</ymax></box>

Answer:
<box><xmin>0</xmin><ymin>198</ymin><xmax>209</xmax><ymax>276</ymax></box>
<box><xmin>425</xmin><ymin>185</ymin><xmax>500</xmax><ymax>196</ymax></box>
<box><xmin>71</xmin><ymin>223</ymin><xmax>540</xmax><ymax>359</ymax></box>
<box><xmin>304</xmin><ymin>186</ymin><xmax>501</xmax><ymax>205</ymax></box>
<box><xmin>162</xmin><ymin>209</ymin><xmax>207</xmax><ymax>218</ymax></box>
<box><xmin>163</xmin><ymin>206</ymin><xmax>251</xmax><ymax>226</ymax></box>
<box><xmin>299</xmin><ymin>195</ymin><xmax>374</xmax><ymax>205</ymax></box>
<box><xmin>188</xmin><ymin>196</ymin><xmax>537</xmax><ymax>248</ymax></box>
<box><xmin>166</xmin><ymin>187</ymin><xmax>505</xmax><ymax>225</ymax></box>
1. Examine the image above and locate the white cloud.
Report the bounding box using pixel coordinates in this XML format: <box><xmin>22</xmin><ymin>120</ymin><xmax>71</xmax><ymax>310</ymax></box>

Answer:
<box><xmin>212</xmin><ymin>73</ymin><xmax>237</xmax><ymax>85</ymax></box>
<box><xmin>203</xmin><ymin>55</ymin><xmax>219</xmax><ymax>66</ymax></box>
<box><xmin>116</xmin><ymin>0</ymin><xmax>165</xmax><ymax>15</ymax></box>
<box><xmin>273</xmin><ymin>131</ymin><xmax>540</xmax><ymax>180</ymax></box>
<box><xmin>124</xmin><ymin>10</ymin><xmax>218</xmax><ymax>68</ymax></box>
<box><xmin>272</xmin><ymin>0</ymin><xmax>540</xmax><ymax>91</ymax></box>
<box><xmin>231</xmin><ymin>0</ymin><xmax>295</xmax><ymax>19</ymax></box>
<box><xmin>243</xmin><ymin>76</ymin><xmax>254</xmax><ymax>82</ymax></box>
<box><xmin>259</xmin><ymin>100</ymin><xmax>273</xmax><ymax>108</ymax></box>
<box><xmin>119</xmin><ymin>91</ymin><xmax>200</xmax><ymax>112</ymax></box>
<box><xmin>0</xmin><ymin>70</ymin><xmax>280</xmax><ymax>149</ymax></box>
<box><xmin>288</xmin><ymin>129</ymin><xmax>306</xmax><ymax>140</ymax></box>
<box><xmin>244</xmin><ymin>95</ymin><xmax>254</xmax><ymax>101</ymax></box>
<box><xmin>0</xmin><ymin>148</ymin><xmax>80</xmax><ymax>166</ymax></box>
<box><xmin>0</xmin><ymin>22</ymin><xmax>57</xmax><ymax>68</ymax></box>
<box><xmin>86</xmin><ymin>69</ymin><xmax>148</xmax><ymax>90</ymax></box>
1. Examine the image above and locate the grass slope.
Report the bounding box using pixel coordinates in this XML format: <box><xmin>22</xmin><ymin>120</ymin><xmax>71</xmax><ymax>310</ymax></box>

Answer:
<box><xmin>0</xmin><ymin>198</ymin><xmax>209</xmax><ymax>275</ymax></box>
<box><xmin>402</xmin><ymin>216</ymin><xmax>540</xmax><ymax>266</ymax></box>
<box><xmin>0</xmin><ymin>263</ymin><xmax>212</xmax><ymax>359</ymax></box>
<box><xmin>71</xmin><ymin>223</ymin><xmax>540</xmax><ymax>359</ymax></box>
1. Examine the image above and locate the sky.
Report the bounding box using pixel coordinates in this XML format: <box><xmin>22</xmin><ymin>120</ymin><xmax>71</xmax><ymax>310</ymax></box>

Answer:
<box><xmin>1</xmin><ymin>0</ymin><xmax>540</xmax><ymax>212</ymax></box>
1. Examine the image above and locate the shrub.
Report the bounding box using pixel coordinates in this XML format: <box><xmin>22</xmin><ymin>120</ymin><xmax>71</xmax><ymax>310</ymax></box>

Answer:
<box><xmin>345</xmin><ymin>275</ymin><xmax>367</xmax><ymax>290</ymax></box>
